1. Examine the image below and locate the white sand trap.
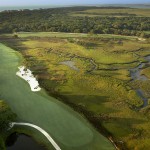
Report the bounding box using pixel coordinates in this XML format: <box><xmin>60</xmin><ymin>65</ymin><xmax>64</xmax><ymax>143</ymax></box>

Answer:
<box><xmin>138</xmin><ymin>38</ymin><xmax>146</xmax><ymax>41</ymax></box>
<box><xmin>16</xmin><ymin>66</ymin><xmax>41</xmax><ymax>92</ymax></box>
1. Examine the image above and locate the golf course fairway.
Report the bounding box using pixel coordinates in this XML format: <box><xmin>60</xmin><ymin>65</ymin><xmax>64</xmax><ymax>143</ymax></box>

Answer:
<box><xmin>0</xmin><ymin>43</ymin><xmax>114</xmax><ymax>150</ymax></box>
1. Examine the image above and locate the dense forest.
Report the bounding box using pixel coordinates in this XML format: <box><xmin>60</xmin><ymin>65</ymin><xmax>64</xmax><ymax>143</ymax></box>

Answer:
<box><xmin>0</xmin><ymin>6</ymin><xmax>150</xmax><ymax>37</ymax></box>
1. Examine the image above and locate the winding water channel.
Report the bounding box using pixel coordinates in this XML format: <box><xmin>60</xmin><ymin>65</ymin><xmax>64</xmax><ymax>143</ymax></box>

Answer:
<box><xmin>130</xmin><ymin>55</ymin><xmax>150</xmax><ymax>108</ymax></box>
<box><xmin>0</xmin><ymin>43</ymin><xmax>114</xmax><ymax>150</ymax></box>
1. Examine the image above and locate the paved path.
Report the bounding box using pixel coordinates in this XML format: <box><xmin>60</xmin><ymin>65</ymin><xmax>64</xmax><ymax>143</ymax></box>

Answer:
<box><xmin>11</xmin><ymin>122</ymin><xmax>61</xmax><ymax>150</ymax></box>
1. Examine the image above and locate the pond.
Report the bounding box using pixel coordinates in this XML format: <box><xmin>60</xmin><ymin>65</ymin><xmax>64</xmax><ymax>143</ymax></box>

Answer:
<box><xmin>59</xmin><ymin>61</ymin><xmax>79</xmax><ymax>71</ymax></box>
<box><xmin>6</xmin><ymin>133</ymin><xmax>46</xmax><ymax>150</ymax></box>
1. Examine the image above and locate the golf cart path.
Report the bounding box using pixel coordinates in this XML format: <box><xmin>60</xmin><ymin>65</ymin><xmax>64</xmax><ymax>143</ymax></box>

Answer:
<box><xmin>11</xmin><ymin>122</ymin><xmax>61</xmax><ymax>150</ymax></box>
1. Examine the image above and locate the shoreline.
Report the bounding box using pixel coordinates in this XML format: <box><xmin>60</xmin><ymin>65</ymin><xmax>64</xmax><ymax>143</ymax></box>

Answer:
<box><xmin>11</xmin><ymin>122</ymin><xmax>61</xmax><ymax>150</ymax></box>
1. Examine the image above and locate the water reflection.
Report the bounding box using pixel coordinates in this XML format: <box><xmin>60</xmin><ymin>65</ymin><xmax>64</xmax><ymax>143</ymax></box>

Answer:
<box><xmin>6</xmin><ymin>133</ymin><xmax>46</xmax><ymax>150</ymax></box>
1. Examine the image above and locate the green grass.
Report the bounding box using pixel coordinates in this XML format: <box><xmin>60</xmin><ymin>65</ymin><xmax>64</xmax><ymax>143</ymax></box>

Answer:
<box><xmin>9</xmin><ymin>32</ymin><xmax>88</xmax><ymax>38</ymax></box>
<box><xmin>16</xmin><ymin>35</ymin><xmax>141</xmax><ymax>65</ymax></box>
<box><xmin>70</xmin><ymin>8</ymin><xmax>150</xmax><ymax>17</ymax></box>
<box><xmin>1</xmin><ymin>32</ymin><xmax>150</xmax><ymax>150</ymax></box>
<box><xmin>0</xmin><ymin>43</ymin><xmax>114</xmax><ymax>150</ymax></box>
<box><xmin>3</xmin><ymin>32</ymin><xmax>138</xmax><ymax>40</ymax></box>
<box><xmin>144</xmin><ymin>31</ymin><xmax>150</xmax><ymax>34</ymax></box>
<box><xmin>141</xmin><ymin>67</ymin><xmax>150</xmax><ymax>78</ymax></box>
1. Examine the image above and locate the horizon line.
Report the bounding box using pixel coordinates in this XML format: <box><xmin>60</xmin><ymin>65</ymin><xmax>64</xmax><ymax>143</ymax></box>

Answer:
<box><xmin>0</xmin><ymin>3</ymin><xmax>150</xmax><ymax>7</ymax></box>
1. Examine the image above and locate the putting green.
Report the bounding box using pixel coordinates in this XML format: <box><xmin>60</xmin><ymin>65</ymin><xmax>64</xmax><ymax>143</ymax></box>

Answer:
<box><xmin>0</xmin><ymin>43</ymin><xmax>114</xmax><ymax>150</ymax></box>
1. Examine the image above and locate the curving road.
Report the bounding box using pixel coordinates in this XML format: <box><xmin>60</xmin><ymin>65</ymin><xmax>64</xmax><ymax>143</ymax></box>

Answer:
<box><xmin>11</xmin><ymin>122</ymin><xmax>61</xmax><ymax>150</ymax></box>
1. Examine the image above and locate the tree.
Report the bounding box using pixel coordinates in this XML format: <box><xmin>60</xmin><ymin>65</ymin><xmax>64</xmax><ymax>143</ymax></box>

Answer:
<box><xmin>0</xmin><ymin>100</ymin><xmax>16</xmax><ymax>133</ymax></box>
<box><xmin>0</xmin><ymin>7</ymin><xmax>149</xmax><ymax>36</ymax></box>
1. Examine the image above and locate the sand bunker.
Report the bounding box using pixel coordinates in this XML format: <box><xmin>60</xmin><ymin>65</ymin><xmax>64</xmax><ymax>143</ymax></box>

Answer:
<box><xmin>16</xmin><ymin>66</ymin><xmax>41</xmax><ymax>92</ymax></box>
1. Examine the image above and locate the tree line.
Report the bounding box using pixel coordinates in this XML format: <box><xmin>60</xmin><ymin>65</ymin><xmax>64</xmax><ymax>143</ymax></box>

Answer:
<box><xmin>0</xmin><ymin>100</ymin><xmax>16</xmax><ymax>149</ymax></box>
<box><xmin>0</xmin><ymin>7</ymin><xmax>149</xmax><ymax>37</ymax></box>
<box><xmin>0</xmin><ymin>100</ymin><xmax>16</xmax><ymax>133</ymax></box>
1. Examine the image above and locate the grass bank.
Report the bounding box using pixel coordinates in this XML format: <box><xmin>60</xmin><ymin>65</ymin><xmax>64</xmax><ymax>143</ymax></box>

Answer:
<box><xmin>1</xmin><ymin>32</ymin><xmax>150</xmax><ymax>149</ymax></box>
<box><xmin>0</xmin><ymin>42</ymin><xmax>114</xmax><ymax>150</ymax></box>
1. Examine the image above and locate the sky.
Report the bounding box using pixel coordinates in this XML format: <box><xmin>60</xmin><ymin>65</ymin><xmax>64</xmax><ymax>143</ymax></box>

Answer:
<box><xmin>0</xmin><ymin>0</ymin><xmax>150</xmax><ymax>6</ymax></box>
